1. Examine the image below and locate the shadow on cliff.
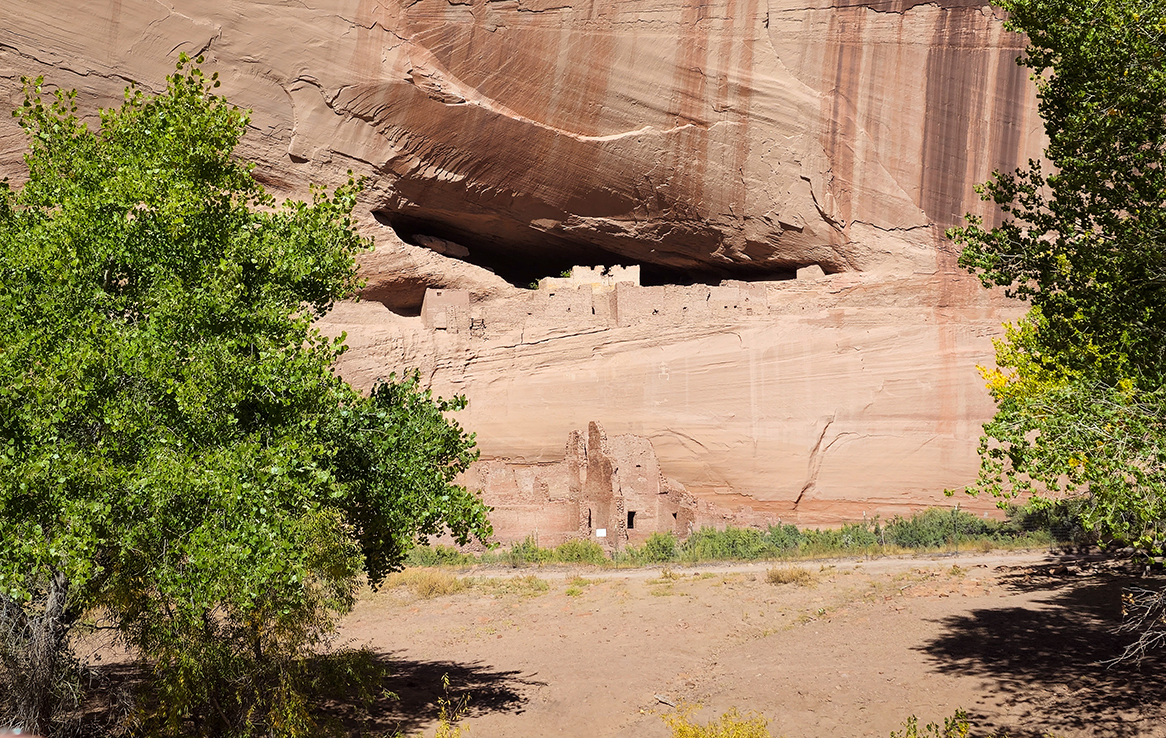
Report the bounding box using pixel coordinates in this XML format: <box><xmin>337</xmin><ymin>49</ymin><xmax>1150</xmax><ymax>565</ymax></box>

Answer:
<box><xmin>325</xmin><ymin>650</ymin><xmax>544</xmax><ymax>736</ymax></box>
<box><xmin>918</xmin><ymin>562</ymin><xmax>1166</xmax><ymax>737</ymax></box>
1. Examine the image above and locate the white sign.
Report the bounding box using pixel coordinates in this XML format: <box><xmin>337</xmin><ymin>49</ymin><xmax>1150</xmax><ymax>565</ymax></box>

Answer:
<box><xmin>595</xmin><ymin>528</ymin><xmax>607</xmax><ymax>538</ymax></box>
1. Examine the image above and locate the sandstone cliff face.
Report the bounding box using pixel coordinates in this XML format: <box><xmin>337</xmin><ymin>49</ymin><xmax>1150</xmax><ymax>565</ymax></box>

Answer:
<box><xmin>0</xmin><ymin>0</ymin><xmax>1040</xmax><ymax>290</ymax></box>
<box><xmin>318</xmin><ymin>271</ymin><xmax>1022</xmax><ymax>526</ymax></box>
<box><xmin>0</xmin><ymin>1</ymin><xmax>1037</xmax><ymax>524</ymax></box>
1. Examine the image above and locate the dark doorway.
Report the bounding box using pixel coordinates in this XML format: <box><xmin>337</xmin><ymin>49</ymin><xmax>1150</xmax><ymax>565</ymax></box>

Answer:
<box><xmin>627</xmin><ymin>511</ymin><xmax>636</xmax><ymax>530</ymax></box>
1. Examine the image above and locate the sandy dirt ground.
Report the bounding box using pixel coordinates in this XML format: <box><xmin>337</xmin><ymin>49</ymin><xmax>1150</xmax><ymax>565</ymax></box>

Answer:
<box><xmin>336</xmin><ymin>550</ymin><xmax>1166</xmax><ymax>738</ymax></box>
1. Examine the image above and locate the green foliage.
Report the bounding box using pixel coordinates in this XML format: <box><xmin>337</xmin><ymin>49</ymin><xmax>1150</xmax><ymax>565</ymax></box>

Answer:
<box><xmin>882</xmin><ymin>508</ymin><xmax>1006</xmax><ymax>549</ymax></box>
<box><xmin>471</xmin><ymin>535</ymin><xmax>609</xmax><ymax>566</ymax></box>
<box><xmin>951</xmin><ymin>0</ymin><xmax>1166</xmax><ymax>381</ymax></box>
<box><xmin>680</xmin><ymin>522</ymin><xmax>883</xmax><ymax>561</ymax></box>
<box><xmin>1008</xmin><ymin>498</ymin><xmax>1094</xmax><ymax>547</ymax></box>
<box><xmin>432</xmin><ymin>672</ymin><xmax>471</xmax><ymax>738</ymax></box>
<box><xmin>405</xmin><ymin>544</ymin><xmax>477</xmax><ymax>568</ymax></box>
<box><xmin>948</xmin><ymin>0</ymin><xmax>1166</xmax><ymax>553</ymax></box>
<box><xmin>614</xmin><ymin>532</ymin><xmax>680</xmax><ymax>564</ymax></box>
<box><xmin>681</xmin><ymin>527</ymin><xmax>771</xmax><ymax>561</ymax></box>
<box><xmin>889</xmin><ymin>710</ymin><xmax>971</xmax><ymax>738</ymax></box>
<box><xmin>408</xmin><ymin>505</ymin><xmax>1077</xmax><ymax>571</ymax></box>
<box><xmin>0</xmin><ymin>56</ymin><xmax>490</xmax><ymax>735</ymax></box>
<box><xmin>503</xmin><ymin>535</ymin><xmax>555</xmax><ymax>566</ymax></box>
<box><xmin>551</xmin><ymin>538</ymin><xmax>608</xmax><ymax>564</ymax></box>
<box><xmin>641</xmin><ymin>531</ymin><xmax>681</xmax><ymax>562</ymax></box>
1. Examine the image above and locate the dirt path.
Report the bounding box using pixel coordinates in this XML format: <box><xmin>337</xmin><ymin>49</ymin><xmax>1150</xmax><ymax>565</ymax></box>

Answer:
<box><xmin>338</xmin><ymin>550</ymin><xmax>1166</xmax><ymax>738</ymax></box>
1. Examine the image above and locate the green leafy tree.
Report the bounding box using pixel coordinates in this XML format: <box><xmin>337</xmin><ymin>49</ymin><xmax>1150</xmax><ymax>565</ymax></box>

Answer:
<box><xmin>0</xmin><ymin>57</ymin><xmax>491</xmax><ymax>736</ymax></box>
<box><xmin>949</xmin><ymin>0</ymin><xmax>1166</xmax><ymax>553</ymax></box>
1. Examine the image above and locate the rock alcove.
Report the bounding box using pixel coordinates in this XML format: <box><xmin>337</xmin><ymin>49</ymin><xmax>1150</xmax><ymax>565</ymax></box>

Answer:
<box><xmin>371</xmin><ymin>208</ymin><xmax>805</xmax><ymax>313</ymax></box>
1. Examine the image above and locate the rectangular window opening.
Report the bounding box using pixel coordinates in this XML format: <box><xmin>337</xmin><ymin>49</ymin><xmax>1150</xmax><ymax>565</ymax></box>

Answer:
<box><xmin>627</xmin><ymin>511</ymin><xmax>636</xmax><ymax>529</ymax></box>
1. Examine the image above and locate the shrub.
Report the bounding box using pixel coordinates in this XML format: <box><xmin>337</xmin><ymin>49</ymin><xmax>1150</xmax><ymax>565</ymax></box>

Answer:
<box><xmin>640</xmin><ymin>532</ymin><xmax>681</xmax><ymax>563</ymax></box>
<box><xmin>487</xmin><ymin>535</ymin><xmax>554</xmax><ymax>567</ymax></box>
<box><xmin>1007</xmin><ymin>499</ymin><xmax>1093</xmax><ymax>547</ymax></box>
<box><xmin>553</xmin><ymin>539</ymin><xmax>608</xmax><ymax>564</ymax></box>
<box><xmin>681</xmin><ymin>527</ymin><xmax>771</xmax><ymax>561</ymax></box>
<box><xmin>406</xmin><ymin>545</ymin><xmax>476</xmax><ymax>568</ymax></box>
<box><xmin>763</xmin><ymin>524</ymin><xmax>806</xmax><ymax>552</ymax></box>
<box><xmin>889</xmin><ymin>709</ymin><xmax>971</xmax><ymax>738</ymax></box>
<box><xmin>884</xmin><ymin>509</ymin><xmax>986</xmax><ymax>549</ymax></box>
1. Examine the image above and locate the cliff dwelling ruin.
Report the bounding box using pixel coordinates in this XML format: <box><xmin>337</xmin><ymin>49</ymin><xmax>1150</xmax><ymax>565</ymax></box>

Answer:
<box><xmin>0</xmin><ymin>0</ymin><xmax>1041</xmax><ymax>543</ymax></box>
<box><xmin>459</xmin><ymin>421</ymin><xmax>705</xmax><ymax>550</ymax></box>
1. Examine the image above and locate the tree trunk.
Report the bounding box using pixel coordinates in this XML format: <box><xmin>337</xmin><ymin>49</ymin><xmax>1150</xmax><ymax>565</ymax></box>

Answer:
<box><xmin>2</xmin><ymin>571</ymin><xmax>71</xmax><ymax>736</ymax></box>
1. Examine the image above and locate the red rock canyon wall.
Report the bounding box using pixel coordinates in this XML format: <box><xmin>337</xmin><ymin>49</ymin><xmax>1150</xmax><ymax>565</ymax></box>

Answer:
<box><xmin>0</xmin><ymin>1</ymin><xmax>1041</xmax><ymax>529</ymax></box>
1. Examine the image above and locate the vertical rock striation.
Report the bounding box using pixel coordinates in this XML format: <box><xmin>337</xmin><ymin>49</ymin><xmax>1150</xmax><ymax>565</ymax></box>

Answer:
<box><xmin>0</xmin><ymin>0</ymin><xmax>1040</xmax><ymax>282</ymax></box>
<box><xmin>0</xmin><ymin>1</ymin><xmax>1040</xmax><ymax>521</ymax></box>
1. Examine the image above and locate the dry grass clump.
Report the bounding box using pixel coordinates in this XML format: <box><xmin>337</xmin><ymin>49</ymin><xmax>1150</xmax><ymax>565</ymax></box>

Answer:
<box><xmin>765</xmin><ymin>566</ymin><xmax>818</xmax><ymax>587</ymax></box>
<box><xmin>479</xmin><ymin>574</ymin><xmax>550</xmax><ymax>598</ymax></box>
<box><xmin>565</xmin><ymin>576</ymin><xmax>601</xmax><ymax>597</ymax></box>
<box><xmin>383</xmin><ymin>569</ymin><xmax>469</xmax><ymax>599</ymax></box>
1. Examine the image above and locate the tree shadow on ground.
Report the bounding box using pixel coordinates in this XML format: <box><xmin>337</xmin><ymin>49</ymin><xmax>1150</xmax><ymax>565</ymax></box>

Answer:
<box><xmin>81</xmin><ymin>650</ymin><xmax>542</xmax><ymax>737</ymax></box>
<box><xmin>919</xmin><ymin>559</ymin><xmax>1166</xmax><ymax>737</ymax></box>
<box><xmin>320</xmin><ymin>650</ymin><xmax>545</xmax><ymax>736</ymax></box>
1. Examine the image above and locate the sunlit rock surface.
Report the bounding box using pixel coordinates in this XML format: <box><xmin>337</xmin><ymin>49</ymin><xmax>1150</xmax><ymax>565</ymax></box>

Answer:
<box><xmin>319</xmin><ymin>273</ymin><xmax>1021</xmax><ymax>525</ymax></box>
<box><xmin>0</xmin><ymin>0</ymin><xmax>1040</xmax><ymax>283</ymax></box>
<box><xmin>0</xmin><ymin>0</ymin><xmax>1039</xmax><ymax>523</ymax></box>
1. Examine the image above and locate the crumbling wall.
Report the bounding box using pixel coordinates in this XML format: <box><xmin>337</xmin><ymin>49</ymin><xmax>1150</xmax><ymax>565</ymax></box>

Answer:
<box><xmin>459</xmin><ymin>421</ymin><xmax>704</xmax><ymax>549</ymax></box>
<box><xmin>421</xmin><ymin>288</ymin><xmax>471</xmax><ymax>332</ymax></box>
<box><xmin>538</xmin><ymin>265</ymin><xmax>641</xmax><ymax>293</ymax></box>
<box><xmin>435</xmin><ymin>270</ymin><xmax>858</xmax><ymax>341</ymax></box>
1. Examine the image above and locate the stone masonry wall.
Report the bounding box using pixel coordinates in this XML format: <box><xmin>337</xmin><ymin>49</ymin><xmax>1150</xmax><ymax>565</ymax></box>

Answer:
<box><xmin>457</xmin><ymin>421</ymin><xmax>709</xmax><ymax>550</ymax></box>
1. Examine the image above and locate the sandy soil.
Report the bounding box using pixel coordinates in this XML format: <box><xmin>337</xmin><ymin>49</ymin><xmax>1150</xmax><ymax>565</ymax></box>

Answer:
<box><xmin>335</xmin><ymin>550</ymin><xmax>1166</xmax><ymax>738</ymax></box>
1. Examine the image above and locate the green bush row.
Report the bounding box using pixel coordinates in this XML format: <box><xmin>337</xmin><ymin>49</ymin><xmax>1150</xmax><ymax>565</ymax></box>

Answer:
<box><xmin>405</xmin><ymin>502</ymin><xmax>1093</xmax><ymax>568</ymax></box>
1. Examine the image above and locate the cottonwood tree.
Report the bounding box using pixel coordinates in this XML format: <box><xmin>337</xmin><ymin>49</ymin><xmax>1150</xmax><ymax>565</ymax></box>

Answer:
<box><xmin>949</xmin><ymin>0</ymin><xmax>1166</xmax><ymax>657</ymax></box>
<box><xmin>0</xmin><ymin>57</ymin><xmax>491</xmax><ymax>736</ymax></box>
